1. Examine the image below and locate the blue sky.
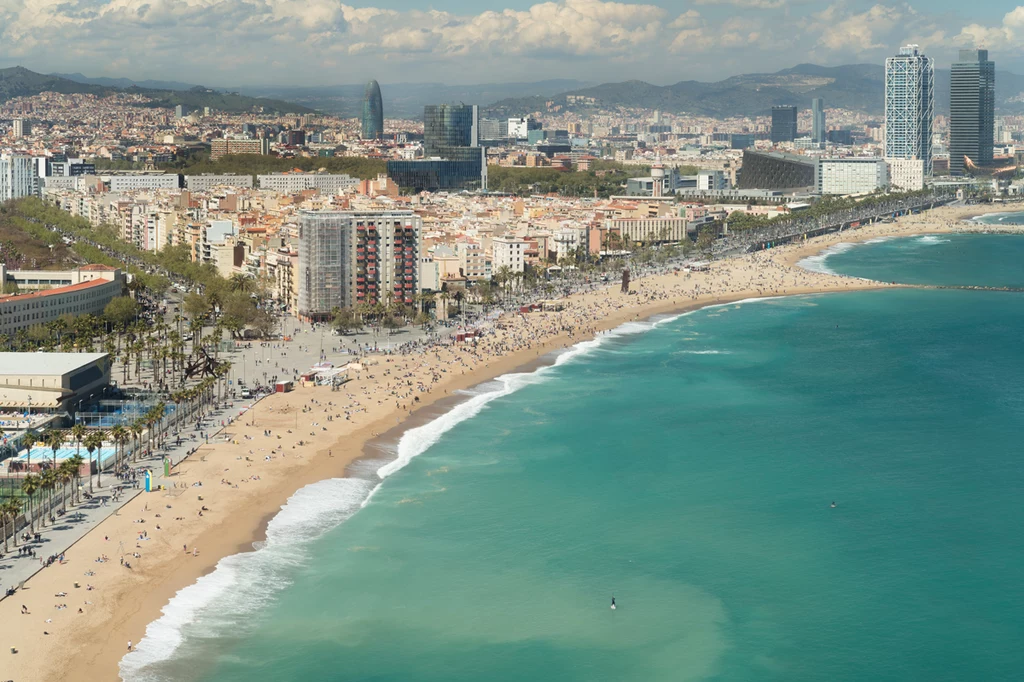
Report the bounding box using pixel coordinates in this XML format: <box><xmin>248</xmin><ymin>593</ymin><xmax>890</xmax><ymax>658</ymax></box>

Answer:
<box><xmin>0</xmin><ymin>0</ymin><xmax>1021</xmax><ymax>87</ymax></box>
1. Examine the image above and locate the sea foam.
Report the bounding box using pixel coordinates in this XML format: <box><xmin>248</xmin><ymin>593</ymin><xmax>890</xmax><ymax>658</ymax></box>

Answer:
<box><xmin>796</xmin><ymin>242</ymin><xmax>856</xmax><ymax>275</ymax></box>
<box><xmin>119</xmin><ymin>477</ymin><xmax>373</xmax><ymax>682</ymax></box>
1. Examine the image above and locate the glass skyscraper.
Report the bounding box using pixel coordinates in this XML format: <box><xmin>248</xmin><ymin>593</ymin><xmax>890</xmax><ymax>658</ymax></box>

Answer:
<box><xmin>770</xmin><ymin>106</ymin><xmax>798</xmax><ymax>144</ymax></box>
<box><xmin>361</xmin><ymin>80</ymin><xmax>384</xmax><ymax>140</ymax></box>
<box><xmin>884</xmin><ymin>45</ymin><xmax>933</xmax><ymax>177</ymax></box>
<box><xmin>424</xmin><ymin>104</ymin><xmax>479</xmax><ymax>155</ymax></box>
<box><xmin>949</xmin><ymin>49</ymin><xmax>995</xmax><ymax>176</ymax></box>
<box><xmin>811</xmin><ymin>98</ymin><xmax>825</xmax><ymax>144</ymax></box>
<box><xmin>387</xmin><ymin>103</ymin><xmax>485</xmax><ymax>192</ymax></box>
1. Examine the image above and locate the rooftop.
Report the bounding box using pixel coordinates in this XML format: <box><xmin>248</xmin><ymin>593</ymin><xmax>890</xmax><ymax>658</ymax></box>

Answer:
<box><xmin>0</xmin><ymin>278</ymin><xmax>113</xmax><ymax>302</ymax></box>
<box><xmin>0</xmin><ymin>352</ymin><xmax>109</xmax><ymax>377</ymax></box>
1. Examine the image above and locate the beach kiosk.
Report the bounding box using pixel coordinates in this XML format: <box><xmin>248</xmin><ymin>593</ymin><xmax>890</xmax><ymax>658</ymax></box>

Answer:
<box><xmin>144</xmin><ymin>470</ymin><xmax>152</xmax><ymax>492</ymax></box>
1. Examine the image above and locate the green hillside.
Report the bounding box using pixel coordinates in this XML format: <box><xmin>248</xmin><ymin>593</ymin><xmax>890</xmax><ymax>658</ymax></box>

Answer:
<box><xmin>0</xmin><ymin>67</ymin><xmax>313</xmax><ymax>114</ymax></box>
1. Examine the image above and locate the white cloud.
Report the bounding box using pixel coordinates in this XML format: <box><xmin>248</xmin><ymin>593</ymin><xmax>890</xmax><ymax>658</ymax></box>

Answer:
<box><xmin>955</xmin><ymin>6</ymin><xmax>1024</xmax><ymax>51</ymax></box>
<box><xmin>0</xmin><ymin>0</ymin><xmax>1016</xmax><ymax>85</ymax></box>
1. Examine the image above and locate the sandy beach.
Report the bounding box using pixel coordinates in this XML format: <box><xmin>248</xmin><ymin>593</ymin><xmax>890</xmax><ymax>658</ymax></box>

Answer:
<box><xmin>0</xmin><ymin>201</ymin><xmax>1020</xmax><ymax>682</ymax></box>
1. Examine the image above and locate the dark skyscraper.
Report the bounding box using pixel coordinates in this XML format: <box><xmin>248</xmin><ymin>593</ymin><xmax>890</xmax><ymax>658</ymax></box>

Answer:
<box><xmin>424</xmin><ymin>104</ymin><xmax>479</xmax><ymax>155</ymax></box>
<box><xmin>361</xmin><ymin>80</ymin><xmax>384</xmax><ymax>140</ymax></box>
<box><xmin>770</xmin><ymin>106</ymin><xmax>798</xmax><ymax>144</ymax></box>
<box><xmin>949</xmin><ymin>49</ymin><xmax>995</xmax><ymax>176</ymax></box>
<box><xmin>811</xmin><ymin>98</ymin><xmax>825</xmax><ymax>144</ymax></box>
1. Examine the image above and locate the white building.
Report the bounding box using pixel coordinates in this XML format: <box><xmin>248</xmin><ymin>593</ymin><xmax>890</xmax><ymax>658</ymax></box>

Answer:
<box><xmin>491</xmin><ymin>236</ymin><xmax>528</xmax><ymax>274</ymax></box>
<box><xmin>257</xmin><ymin>173</ymin><xmax>358</xmax><ymax>194</ymax></box>
<box><xmin>884</xmin><ymin>45</ymin><xmax>934</xmax><ymax>177</ymax></box>
<box><xmin>184</xmin><ymin>174</ymin><xmax>254</xmax><ymax>191</ymax></box>
<box><xmin>0</xmin><ymin>154</ymin><xmax>39</xmax><ymax>201</ymax></box>
<box><xmin>697</xmin><ymin>170</ymin><xmax>728</xmax><ymax>191</ymax></box>
<box><xmin>604</xmin><ymin>217</ymin><xmax>689</xmax><ymax>244</ymax></box>
<box><xmin>102</xmin><ymin>172</ymin><xmax>179</xmax><ymax>192</ymax></box>
<box><xmin>12</xmin><ymin>119</ymin><xmax>29</xmax><ymax>139</ymax></box>
<box><xmin>551</xmin><ymin>227</ymin><xmax>586</xmax><ymax>261</ymax></box>
<box><xmin>816</xmin><ymin>158</ymin><xmax>889</xmax><ymax>195</ymax></box>
<box><xmin>0</xmin><ymin>265</ymin><xmax>124</xmax><ymax>336</ymax></box>
<box><xmin>886</xmin><ymin>158</ymin><xmax>926</xmax><ymax>191</ymax></box>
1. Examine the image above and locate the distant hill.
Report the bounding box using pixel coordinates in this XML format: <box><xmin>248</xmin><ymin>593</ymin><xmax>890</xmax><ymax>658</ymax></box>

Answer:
<box><xmin>0</xmin><ymin>67</ymin><xmax>314</xmax><ymax>114</ymax></box>
<box><xmin>485</xmin><ymin>63</ymin><xmax>1024</xmax><ymax>118</ymax></box>
<box><xmin>51</xmin><ymin>72</ymin><xmax>200</xmax><ymax>91</ymax></box>
<box><xmin>235</xmin><ymin>80</ymin><xmax>595</xmax><ymax>118</ymax></box>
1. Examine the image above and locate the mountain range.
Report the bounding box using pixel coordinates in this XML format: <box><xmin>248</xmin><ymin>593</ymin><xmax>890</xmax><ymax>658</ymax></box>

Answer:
<box><xmin>485</xmin><ymin>63</ymin><xmax>1024</xmax><ymax>118</ymax></box>
<box><xmin>0</xmin><ymin>67</ymin><xmax>314</xmax><ymax>114</ymax></box>
<box><xmin>8</xmin><ymin>63</ymin><xmax>1024</xmax><ymax>121</ymax></box>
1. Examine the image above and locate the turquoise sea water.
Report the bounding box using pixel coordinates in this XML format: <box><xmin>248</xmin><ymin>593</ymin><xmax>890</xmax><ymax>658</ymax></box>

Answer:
<box><xmin>123</xmin><ymin>234</ymin><xmax>1024</xmax><ymax>682</ymax></box>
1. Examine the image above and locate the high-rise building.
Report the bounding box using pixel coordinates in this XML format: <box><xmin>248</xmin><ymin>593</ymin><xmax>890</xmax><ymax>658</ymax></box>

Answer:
<box><xmin>361</xmin><ymin>80</ymin><xmax>384</xmax><ymax>140</ymax></box>
<box><xmin>174</xmin><ymin>105</ymin><xmax>186</xmax><ymax>119</ymax></box>
<box><xmin>0</xmin><ymin>154</ymin><xmax>38</xmax><ymax>201</ymax></box>
<box><xmin>949</xmin><ymin>49</ymin><xmax>995</xmax><ymax>176</ymax></box>
<box><xmin>884</xmin><ymin>44</ymin><xmax>934</xmax><ymax>177</ymax></box>
<box><xmin>424</xmin><ymin>104</ymin><xmax>479</xmax><ymax>154</ymax></box>
<box><xmin>12</xmin><ymin>119</ymin><xmax>29</xmax><ymax>139</ymax></box>
<box><xmin>811</xmin><ymin>98</ymin><xmax>825</xmax><ymax>144</ymax></box>
<box><xmin>770</xmin><ymin>106</ymin><xmax>798</xmax><ymax>144</ymax></box>
<box><xmin>297</xmin><ymin>211</ymin><xmax>422</xmax><ymax>320</ymax></box>
<box><xmin>387</xmin><ymin>103</ymin><xmax>485</xmax><ymax>192</ymax></box>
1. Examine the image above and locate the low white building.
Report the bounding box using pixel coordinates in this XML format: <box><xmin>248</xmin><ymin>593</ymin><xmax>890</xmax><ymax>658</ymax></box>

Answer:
<box><xmin>257</xmin><ymin>172</ymin><xmax>358</xmax><ymax>194</ymax></box>
<box><xmin>816</xmin><ymin>158</ymin><xmax>888</xmax><ymax>195</ymax></box>
<box><xmin>0</xmin><ymin>266</ymin><xmax>124</xmax><ymax>336</ymax></box>
<box><xmin>697</xmin><ymin>170</ymin><xmax>728</xmax><ymax>191</ymax></box>
<box><xmin>103</xmin><ymin>172</ymin><xmax>179</xmax><ymax>192</ymax></box>
<box><xmin>491</xmin><ymin>236</ymin><xmax>528</xmax><ymax>274</ymax></box>
<box><xmin>184</xmin><ymin>174</ymin><xmax>254</xmax><ymax>191</ymax></box>
<box><xmin>886</xmin><ymin>158</ymin><xmax>926</xmax><ymax>191</ymax></box>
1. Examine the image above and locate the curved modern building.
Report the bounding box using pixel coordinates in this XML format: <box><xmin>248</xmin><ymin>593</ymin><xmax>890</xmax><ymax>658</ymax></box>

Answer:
<box><xmin>361</xmin><ymin>80</ymin><xmax>384</xmax><ymax>140</ymax></box>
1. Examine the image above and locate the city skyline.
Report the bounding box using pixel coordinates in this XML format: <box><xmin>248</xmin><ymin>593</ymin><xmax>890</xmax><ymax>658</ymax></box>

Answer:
<box><xmin>0</xmin><ymin>1</ymin><xmax>1022</xmax><ymax>87</ymax></box>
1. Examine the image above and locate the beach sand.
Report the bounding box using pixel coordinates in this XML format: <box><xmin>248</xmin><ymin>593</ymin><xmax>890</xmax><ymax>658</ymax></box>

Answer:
<box><xmin>0</xmin><ymin>202</ymin><xmax>1019</xmax><ymax>682</ymax></box>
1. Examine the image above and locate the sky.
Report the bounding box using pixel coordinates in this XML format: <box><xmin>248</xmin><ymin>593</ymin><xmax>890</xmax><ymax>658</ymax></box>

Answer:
<box><xmin>0</xmin><ymin>0</ymin><xmax>1021</xmax><ymax>87</ymax></box>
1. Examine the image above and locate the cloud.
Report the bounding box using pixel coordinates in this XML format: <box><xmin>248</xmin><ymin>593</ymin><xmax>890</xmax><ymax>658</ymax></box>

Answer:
<box><xmin>955</xmin><ymin>6</ymin><xmax>1024</xmax><ymax>51</ymax></box>
<box><xmin>694</xmin><ymin>0</ymin><xmax>787</xmax><ymax>8</ymax></box>
<box><xmin>0</xmin><ymin>0</ymin><xmax>1016</xmax><ymax>86</ymax></box>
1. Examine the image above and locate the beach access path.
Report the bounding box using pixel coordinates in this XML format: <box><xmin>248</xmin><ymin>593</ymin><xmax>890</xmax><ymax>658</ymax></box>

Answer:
<box><xmin>0</xmin><ymin>202</ymin><xmax>1021</xmax><ymax>682</ymax></box>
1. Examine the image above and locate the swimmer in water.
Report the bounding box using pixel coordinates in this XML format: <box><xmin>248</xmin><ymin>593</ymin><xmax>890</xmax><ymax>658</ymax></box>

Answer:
<box><xmin>830</xmin><ymin>501</ymin><xmax>836</xmax><ymax>508</ymax></box>
<box><xmin>611</xmin><ymin>596</ymin><xmax>616</xmax><ymax>609</ymax></box>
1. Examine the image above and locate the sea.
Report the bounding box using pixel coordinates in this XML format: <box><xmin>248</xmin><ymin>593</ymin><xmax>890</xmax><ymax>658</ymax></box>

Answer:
<box><xmin>122</xmin><ymin>216</ymin><xmax>1024</xmax><ymax>682</ymax></box>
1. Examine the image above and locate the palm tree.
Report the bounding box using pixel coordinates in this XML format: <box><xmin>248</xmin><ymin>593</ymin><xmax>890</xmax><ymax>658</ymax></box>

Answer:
<box><xmin>57</xmin><ymin>460</ymin><xmax>76</xmax><ymax>512</ymax></box>
<box><xmin>84</xmin><ymin>431</ymin><xmax>105</xmax><ymax>488</ymax></box>
<box><xmin>21</xmin><ymin>474</ymin><xmax>40</xmax><ymax>534</ymax></box>
<box><xmin>65</xmin><ymin>454</ymin><xmax>85</xmax><ymax>505</ymax></box>
<box><xmin>39</xmin><ymin>468</ymin><xmax>58</xmax><ymax>527</ymax></box>
<box><xmin>44</xmin><ymin>428</ymin><xmax>64</xmax><ymax>471</ymax></box>
<box><xmin>1</xmin><ymin>498</ymin><xmax>23</xmax><ymax>552</ymax></box>
<box><xmin>71</xmin><ymin>422</ymin><xmax>86</xmax><ymax>468</ymax></box>
<box><xmin>111</xmin><ymin>425</ymin><xmax>129</xmax><ymax>472</ymax></box>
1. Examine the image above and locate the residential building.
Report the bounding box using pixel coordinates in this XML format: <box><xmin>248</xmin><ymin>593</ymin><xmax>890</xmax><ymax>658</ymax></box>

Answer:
<box><xmin>297</xmin><ymin>211</ymin><xmax>422</xmax><ymax>319</ymax></box>
<box><xmin>949</xmin><ymin>49</ymin><xmax>995</xmax><ymax>175</ymax></box>
<box><xmin>884</xmin><ymin>44</ymin><xmax>934</xmax><ymax>177</ymax></box>
<box><xmin>210</xmin><ymin>137</ymin><xmax>271</xmax><ymax>160</ymax></box>
<box><xmin>12</xmin><ymin>118</ymin><xmax>29</xmax><ymax>138</ymax></box>
<box><xmin>361</xmin><ymin>80</ymin><xmax>384</xmax><ymax>140</ymax></box>
<box><xmin>0</xmin><ymin>153</ymin><xmax>38</xmax><ymax>201</ymax></box>
<box><xmin>454</xmin><ymin>240</ymin><xmax>490</xmax><ymax>280</ymax></box>
<box><xmin>771</xmin><ymin>106</ymin><xmax>798</xmax><ymax>144</ymax></box>
<box><xmin>492</xmin><ymin>236</ymin><xmax>527</xmax><ymax>274</ymax></box>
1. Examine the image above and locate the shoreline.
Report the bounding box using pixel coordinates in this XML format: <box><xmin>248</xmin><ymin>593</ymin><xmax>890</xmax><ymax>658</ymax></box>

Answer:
<box><xmin>4</xmin><ymin>202</ymin><xmax>1023</xmax><ymax>682</ymax></box>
